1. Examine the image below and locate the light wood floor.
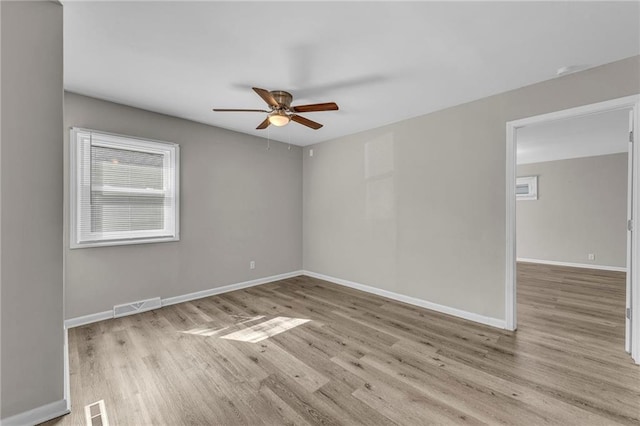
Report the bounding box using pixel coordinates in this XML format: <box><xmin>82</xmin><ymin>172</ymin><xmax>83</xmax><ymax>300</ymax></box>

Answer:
<box><xmin>45</xmin><ymin>264</ymin><xmax>639</xmax><ymax>425</ymax></box>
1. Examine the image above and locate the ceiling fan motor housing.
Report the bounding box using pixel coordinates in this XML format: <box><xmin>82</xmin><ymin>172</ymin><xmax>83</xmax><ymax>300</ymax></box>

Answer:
<box><xmin>271</xmin><ymin>91</ymin><xmax>293</xmax><ymax>110</ymax></box>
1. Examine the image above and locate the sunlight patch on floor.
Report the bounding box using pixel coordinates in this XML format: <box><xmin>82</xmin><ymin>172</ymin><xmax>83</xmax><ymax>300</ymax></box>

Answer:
<box><xmin>220</xmin><ymin>316</ymin><xmax>311</xmax><ymax>343</ymax></box>
<box><xmin>180</xmin><ymin>315</ymin><xmax>310</xmax><ymax>342</ymax></box>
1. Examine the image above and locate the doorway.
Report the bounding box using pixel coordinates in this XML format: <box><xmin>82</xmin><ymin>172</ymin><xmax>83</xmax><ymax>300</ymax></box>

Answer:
<box><xmin>505</xmin><ymin>95</ymin><xmax>640</xmax><ymax>364</ymax></box>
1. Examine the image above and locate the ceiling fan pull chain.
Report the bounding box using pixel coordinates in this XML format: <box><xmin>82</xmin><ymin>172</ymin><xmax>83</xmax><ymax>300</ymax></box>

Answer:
<box><xmin>267</xmin><ymin>127</ymin><xmax>270</xmax><ymax>150</ymax></box>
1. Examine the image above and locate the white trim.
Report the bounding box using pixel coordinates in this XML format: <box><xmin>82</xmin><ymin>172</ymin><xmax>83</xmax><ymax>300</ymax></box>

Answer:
<box><xmin>303</xmin><ymin>270</ymin><xmax>506</xmax><ymax>329</ymax></box>
<box><xmin>0</xmin><ymin>399</ymin><xmax>69</xmax><ymax>426</ymax></box>
<box><xmin>506</xmin><ymin>122</ymin><xmax>518</xmax><ymax>331</ymax></box>
<box><xmin>64</xmin><ymin>310</ymin><xmax>113</xmax><ymax>329</ymax></box>
<box><xmin>506</xmin><ymin>94</ymin><xmax>640</xmax><ymax>364</ymax></box>
<box><xmin>626</xmin><ymin>112</ymin><xmax>634</xmax><ymax>354</ymax></box>
<box><xmin>509</xmin><ymin>95</ymin><xmax>640</xmax><ymax>129</ymax></box>
<box><xmin>162</xmin><ymin>271</ymin><xmax>303</xmax><ymax>307</ymax></box>
<box><xmin>517</xmin><ymin>258</ymin><xmax>627</xmax><ymax>273</ymax></box>
<box><xmin>64</xmin><ymin>271</ymin><xmax>304</xmax><ymax>328</ymax></box>
<box><xmin>63</xmin><ymin>328</ymin><xmax>70</xmax><ymax>411</ymax></box>
<box><xmin>631</xmin><ymin>101</ymin><xmax>640</xmax><ymax>364</ymax></box>
<box><xmin>69</xmin><ymin>127</ymin><xmax>180</xmax><ymax>249</ymax></box>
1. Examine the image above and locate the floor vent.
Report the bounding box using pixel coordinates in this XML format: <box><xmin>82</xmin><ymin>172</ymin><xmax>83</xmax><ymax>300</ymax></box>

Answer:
<box><xmin>84</xmin><ymin>399</ymin><xmax>109</xmax><ymax>426</ymax></box>
<box><xmin>113</xmin><ymin>297</ymin><xmax>161</xmax><ymax>318</ymax></box>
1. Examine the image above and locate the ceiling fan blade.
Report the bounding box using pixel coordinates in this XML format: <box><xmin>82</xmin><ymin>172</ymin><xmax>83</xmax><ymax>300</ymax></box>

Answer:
<box><xmin>256</xmin><ymin>117</ymin><xmax>270</xmax><ymax>130</ymax></box>
<box><xmin>291</xmin><ymin>102</ymin><xmax>339</xmax><ymax>113</ymax></box>
<box><xmin>213</xmin><ymin>108</ymin><xmax>269</xmax><ymax>112</ymax></box>
<box><xmin>291</xmin><ymin>114</ymin><xmax>323</xmax><ymax>130</ymax></box>
<box><xmin>253</xmin><ymin>87</ymin><xmax>279</xmax><ymax>108</ymax></box>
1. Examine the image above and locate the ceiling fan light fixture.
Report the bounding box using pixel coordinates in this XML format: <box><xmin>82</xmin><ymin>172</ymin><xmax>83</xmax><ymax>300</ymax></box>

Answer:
<box><xmin>268</xmin><ymin>110</ymin><xmax>290</xmax><ymax>127</ymax></box>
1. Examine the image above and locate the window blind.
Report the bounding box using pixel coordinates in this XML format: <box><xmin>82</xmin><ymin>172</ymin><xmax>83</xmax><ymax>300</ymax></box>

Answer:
<box><xmin>71</xmin><ymin>129</ymin><xmax>179</xmax><ymax>248</ymax></box>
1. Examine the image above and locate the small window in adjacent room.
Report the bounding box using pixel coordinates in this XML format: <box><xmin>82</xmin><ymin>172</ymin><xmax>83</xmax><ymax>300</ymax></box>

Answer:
<box><xmin>516</xmin><ymin>176</ymin><xmax>538</xmax><ymax>201</ymax></box>
<box><xmin>70</xmin><ymin>128</ymin><xmax>179</xmax><ymax>248</ymax></box>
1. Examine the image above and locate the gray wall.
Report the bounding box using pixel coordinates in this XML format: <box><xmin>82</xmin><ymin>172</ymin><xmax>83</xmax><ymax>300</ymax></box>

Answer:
<box><xmin>1</xmin><ymin>1</ymin><xmax>64</xmax><ymax>419</ymax></box>
<box><xmin>517</xmin><ymin>153</ymin><xmax>628</xmax><ymax>268</ymax></box>
<box><xmin>64</xmin><ymin>93</ymin><xmax>302</xmax><ymax>319</ymax></box>
<box><xmin>303</xmin><ymin>56</ymin><xmax>640</xmax><ymax>322</ymax></box>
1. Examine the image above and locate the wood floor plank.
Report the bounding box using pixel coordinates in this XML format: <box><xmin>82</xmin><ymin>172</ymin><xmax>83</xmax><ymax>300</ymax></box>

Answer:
<box><xmin>261</xmin><ymin>373</ymin><xmax>343</xmax><ymax>426</ymax></box>
<box><xmin>331</xmin><ymin>351</ymin><xmax>482</xmax><ymax>425</ymax></box>
<box><xmin>43</xmin><ymin>263</ymin><xmax>640</xmax><ymax>425</ymax></box>
<box><xmin>390</xmin><ymin>338</ymin><xmax>616</xmax><ymax>425</ymax></box>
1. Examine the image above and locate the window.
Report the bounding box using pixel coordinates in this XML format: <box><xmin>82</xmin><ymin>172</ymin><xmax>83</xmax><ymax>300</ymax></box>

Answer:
<box><xmin>70</xmin><ymin>128</ymin><xmax>179</xmax><ymax>248</ymax></box>
<box><xmin>516</xmin><ymin>176</ymin><xmax>537</xmax><ymax>201</ymax></box>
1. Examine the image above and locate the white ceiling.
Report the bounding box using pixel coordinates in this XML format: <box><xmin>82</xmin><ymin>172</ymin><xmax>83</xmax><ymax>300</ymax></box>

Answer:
<box><xmin>517</xmin><ymin>108</ymin><xmax>631</xmax><ymax>165</ymax></box>
<box><xmin>63</xmin><ymin>1</ymin><xmax>640</xmax><ymax>146</ymax></box>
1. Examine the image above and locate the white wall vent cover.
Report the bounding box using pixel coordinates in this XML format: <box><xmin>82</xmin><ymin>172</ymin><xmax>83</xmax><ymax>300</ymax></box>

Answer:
<box><xmin>113</xmin><ymin>297</ymin><xmax>161</xmax><ymax>318</ymax></box>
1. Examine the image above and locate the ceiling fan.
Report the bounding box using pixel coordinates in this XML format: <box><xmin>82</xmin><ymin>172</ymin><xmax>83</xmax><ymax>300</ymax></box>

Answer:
<box><xmin>213</xmin><ymin>87</ymin><xmax>339</xmax><ymax>130</ymax></box>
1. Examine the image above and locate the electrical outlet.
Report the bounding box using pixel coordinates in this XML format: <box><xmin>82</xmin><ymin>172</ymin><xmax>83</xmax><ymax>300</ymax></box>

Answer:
<box><xmin>588</xmin><ymin>253</ymin><xmax>595</xmax><ymax>261</ymax></box>
<box><xmin>250</xmin><ymin>260</ymin><xmax>255</xmax><ymax>270</ymax></box>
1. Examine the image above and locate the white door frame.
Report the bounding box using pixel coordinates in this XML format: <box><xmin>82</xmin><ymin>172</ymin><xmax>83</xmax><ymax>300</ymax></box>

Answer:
<box><xmin>505</xmin><ymin>94</ymin><xmax>640</xmax><ymax>364</ymax></box>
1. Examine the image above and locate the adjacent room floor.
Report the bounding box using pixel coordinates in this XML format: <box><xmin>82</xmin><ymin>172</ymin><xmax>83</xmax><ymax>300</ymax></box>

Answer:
<box><xmin>45</xmin><ymin>264</ymin><xmax>639</xmax><ymax>425</ymax></box>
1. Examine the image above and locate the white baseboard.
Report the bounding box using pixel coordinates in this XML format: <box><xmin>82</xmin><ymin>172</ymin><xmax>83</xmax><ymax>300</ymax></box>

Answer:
<box><xmin>517</xmin><ymin>258</ymin><xmax>627</xmax><ymax>272</ymax></box>
<box><xmin>63</xmin><ymin>328</ymin><xmax>71</xmax><ymax>411</ymax></box>
<box><xmin>1</xmin><ymin>399</ymin><xmax>69</xmax><ymax>426</ymax></box>
<box><xmin>302</xmin><ymin>270</ymin><xmax>506</xmax><ymax>329</ymax></box>
<box><xmin>162</xmin><ymin>270</ymin><xmax>303</xmax><ymax>307</ymax></box>
<box><xmin>64</xmin><ymin>271</ymin><xmax>303</xmax><ymax>329</ymax></box>
<box><xmin>64</xmin><ymin>310</ymin><xmax>113</xmax><ymax>329</ymax></box>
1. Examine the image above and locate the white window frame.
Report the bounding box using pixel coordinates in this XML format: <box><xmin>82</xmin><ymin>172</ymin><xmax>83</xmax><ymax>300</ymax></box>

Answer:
<box><xmin>70</xmin><ymin>128</ymin><xmax>180</xmax><ymax>248</ymax></box>
<box><xmin>516</xmin><ymin>176</ymin><xmax>537</xmax><ymax>201</ymax></box>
